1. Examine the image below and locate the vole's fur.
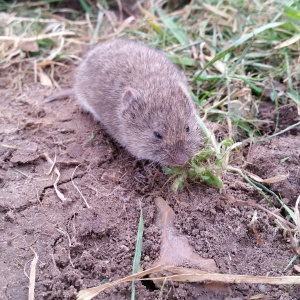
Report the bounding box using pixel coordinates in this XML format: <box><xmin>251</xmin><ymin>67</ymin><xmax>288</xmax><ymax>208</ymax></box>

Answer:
<box><xmin>47</xmin><ymin>39</ymin><xmax>204</xmax><ymax>166</ymax></box>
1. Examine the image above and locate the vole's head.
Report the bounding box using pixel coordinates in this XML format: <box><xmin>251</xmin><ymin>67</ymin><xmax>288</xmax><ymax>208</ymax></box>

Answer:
<box><xmin>119</xmin><ymin>85</ymin><xmax>204</xmax><ymax>166</ymax></box>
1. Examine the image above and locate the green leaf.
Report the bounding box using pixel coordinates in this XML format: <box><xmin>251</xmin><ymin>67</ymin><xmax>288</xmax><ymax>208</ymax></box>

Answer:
<box><xmin>287</xmin><ymin>90</ymin><xmax>300</xmax><ymax>106</ymax></box>
<box><xmin>219</xmin><ymin>139</ymin><xmax>234</xmax><ymax>147</ymax></box>
<box><xmin>284</xmin><ymin>6</ymin><xmax>300</xmax><ymax>20</ymax></box>
<box><xmin>201</xmin><ymin>171</ymin><xmax>223</xmax><ymax>188</ymax></box>
<box><xmin>37</xmin><ymin>38</ymin><xmax>55</xmax><ymax>48</ymax></box>
<box><xmin>78</xmin><ymin>0</ymin><xmax>92</xmax><ymax>15</ymax></box>
<box><xmin>163</xmin><ymin>166</ymin><xmax>184</xmax><ymax>175</ymax></box>
<box><xmin>148</xmin><ymin>21</ymin><xmax>164</xmax><ymax>36</ymax></box>
<box><xmin>156</xmin><ymin>8</ymin><xmax>189</xmax><ymax>45</ymax></box>
<box><xmin>280</xmin><ymin>157</ymin><xmax>289</xmax><ymax>163</ymax></box>
<box><xmin>91</xmin><ymin>11</ymin><xmax>104</xmax><ymax>43</ymax></box>
<box><xmin>171</xmin><ymin>173</ymin><xmax>187</xmax><ymax>192</ymax></box>
<box><xmin>243</xmin><ymin>80</ymin><xmax>263</xmax><ymax>96</ymax></box>
<box><xmin>195</xmin><ymin>45</ymin><xmax>235</xmax><ymax>79</ymax></box>
<box><xmin>195</xmin><ymin>73</ymin><xmax>225</xmax><ymax>82</ymax></box>
<box><xmin>168</xmin><ymin>55</ymin><xmax>197</xmax><ymax>67</ymax></box>
<box><xmin>194</xmin><ymin>149</ymin><xmax>215</xmax><ymax>161</ymax></box>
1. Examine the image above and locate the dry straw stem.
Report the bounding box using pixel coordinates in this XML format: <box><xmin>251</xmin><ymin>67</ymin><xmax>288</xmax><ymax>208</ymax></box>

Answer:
<box><xmin>71</xmin><ymin>165</ymin><xmax>91</xmax><ymax>209</ymax></box>
<box><xmin>244</xmin><ymin>171</ymin><xmax>289</xmax><ymax>184</ymax></box>
<box><xmin>0</xmin><ymin>143</ymin><xmax>18</xmax><ymax>150</ymax></box>
<box><xmin>77</xmin><ymin>265</ymin><xmax>300</xmax><ymax>300</ymax></box>
<box><xmin>43</xmin><ymin>153</ymin><xmax>67</xmax><ymax>201</ymax></box>
<box><xmin>0</xmin><ymin>31</ymin><xmax>75</xmax><ymax>42</ymax></box>
<box><xmin>294</xmin><ymin>195</ymin><xmax>300</xmax><ymax>240</ymax></box>
<box><xmin>28</xmin><ymin>247</ymin><xmax>39</xmax><ymax>300</ymax></box>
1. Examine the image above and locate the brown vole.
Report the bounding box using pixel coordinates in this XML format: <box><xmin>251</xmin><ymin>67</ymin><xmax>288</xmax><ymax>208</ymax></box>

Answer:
<box><xmin>45</xmin><ymin>39</ymin><xmax>203</xmax><ymax>166</ymax></box>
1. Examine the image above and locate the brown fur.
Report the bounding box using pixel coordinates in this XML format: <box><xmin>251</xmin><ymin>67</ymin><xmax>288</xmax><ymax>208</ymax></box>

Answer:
<box><xmin>49</xmin><ymin>39</ymin><xmax>204</xmax><ymax>166</ymax></box>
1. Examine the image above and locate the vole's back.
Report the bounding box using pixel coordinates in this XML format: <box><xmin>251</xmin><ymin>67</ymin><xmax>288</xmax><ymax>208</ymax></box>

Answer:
<box><xmin>74</xmin><ymin>39</ymin><xmax>202</xmax><ymax>166</ymax></box>
<box><xmin>75</xmin><ymin>39</ymin><xmax>183</xmax><ymax>126</ymax></box>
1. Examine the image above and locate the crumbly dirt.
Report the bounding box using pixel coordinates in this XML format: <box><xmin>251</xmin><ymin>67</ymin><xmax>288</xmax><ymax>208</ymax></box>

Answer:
<box><xmin>1</xmin><ymin>62</ymin><xmax>300</xmax><ymax>300</ymax></box>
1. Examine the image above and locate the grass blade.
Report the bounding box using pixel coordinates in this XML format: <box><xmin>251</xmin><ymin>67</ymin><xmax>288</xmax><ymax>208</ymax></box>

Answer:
<box><xmin>194</xmin><ymin>45</ymin><xmax>235</xmax><ymax>79</ymax></box>
<box><xmin>78</xmin><ymin>0</ymin><xmax>92</xmax><ymax>15</ymax></box>
<box><xmin>227</xmin><ymin>38</ymin><xmax>254</xmax><ymax>74</ymax></box>
<box><xmin>131</xmin><ymin>202</ymin><xmax>144</xmax><ymax>300</ymax></box>
<box><xmin>233</xmin><ymin>22</ymin><xmax>285</xmax><ymax>47</ymax></box>
<box><xmin>156</xmin><ymin>8</ymin><xmax>189</xmax><ymax>45</ymax></box>
<box><xmin>274</xmin><ymin>33</ymin><xmax>300</xmax><ymax>49</ymax></box>
<box><xmin>284</xmin><ymin>6</ymin><xmax>300</xmax><ymax>20</ymax></box>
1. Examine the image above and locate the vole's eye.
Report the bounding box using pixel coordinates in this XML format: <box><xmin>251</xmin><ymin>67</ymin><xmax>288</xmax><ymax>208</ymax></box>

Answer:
<box><xmin>185</xmin><ymin>125</ymin><xmax>190</xmax><ymax>133</ymax></box>
<box><xmin>154</xmin><ymin>131</ymin><xmax>163</xmax><ymax>139</ymax></box>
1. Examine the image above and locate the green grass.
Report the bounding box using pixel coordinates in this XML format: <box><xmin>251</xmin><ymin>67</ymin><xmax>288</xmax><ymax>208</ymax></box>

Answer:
<box><xmin>131</xmin><ymin>203</ymin><xmax>144</xmax><ymax>300</ymax></box>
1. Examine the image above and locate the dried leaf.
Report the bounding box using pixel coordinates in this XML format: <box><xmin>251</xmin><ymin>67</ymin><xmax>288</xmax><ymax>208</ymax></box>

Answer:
<box><xmin>20</xmin><ymin>41</ymin><xmax>39</xmax><ymax>52</ymax></box>
<box><xmin>204</xmin><ymin>55</ymin><xmax>226</xmax><ymax>74</ymax></box>
<box><xmin>38</xmin><ymin>67</ymin><xmax>53</xmax><ymax>87</ymax></box>
<box><xmin>245</xmin><ymin>171</ymin><xmax>289</xmax><ymax>183</ymax></box>
<box><xmin>37</xmin><ymin>61</ymin><xmax>66</xmax><ymax>68</ymax></box>
<box><xmin>201</xmin><ymin>3</ymin><xmax>232</xmax><ymax>20</ymax></box>
<box><xmin>262</xmin><ymin>174</ymin><xmax>289</xmax><ymax>184</ymax></box>
<box><xmin>152</xmin><ymin>197</ymin><xmax>230</xmax><ymax>291</ymax></box>
<box><xmin>154</xmin><ymin>197</ymin><xmax>218</xmax><ymax>271</ymax></box>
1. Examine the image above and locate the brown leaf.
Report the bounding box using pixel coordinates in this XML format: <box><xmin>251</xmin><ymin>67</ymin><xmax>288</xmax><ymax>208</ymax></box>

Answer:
<box><xmin>154</xmin><ymin>197</ymin><xmax>218</xmax><ymax>271</ymax></box>
<box><xmin>153</xmin><ymin>197</ymin><xmax>230</xmax><ymax>292</ymax></box>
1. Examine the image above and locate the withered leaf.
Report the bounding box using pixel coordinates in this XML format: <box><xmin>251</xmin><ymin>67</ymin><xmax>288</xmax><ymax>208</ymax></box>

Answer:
<box><xmin>154</xmin><ymin>197</ymin><xmax>218</xmax><ymax>272</ymax></box>
<box><xmin>153</xmin><ymin>197</ymin><xmax>229</xmax><ymax>293</ymax></box>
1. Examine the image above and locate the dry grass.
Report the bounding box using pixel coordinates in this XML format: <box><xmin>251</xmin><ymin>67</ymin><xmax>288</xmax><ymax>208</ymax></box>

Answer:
<box><xmin>76</xmin><ymin>264</ymin><xmax>300</xmax><ymax>300</ymax></box>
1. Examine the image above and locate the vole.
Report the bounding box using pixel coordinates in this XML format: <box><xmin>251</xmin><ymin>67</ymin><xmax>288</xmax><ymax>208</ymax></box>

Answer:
<box><xmin>45</xmin><ymin>39</ymin><xmax>203</xmax><ymax>166</ymax></box>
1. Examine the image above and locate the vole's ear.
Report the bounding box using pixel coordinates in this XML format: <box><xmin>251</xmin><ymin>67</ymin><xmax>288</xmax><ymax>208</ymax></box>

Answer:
<box><xmin>122</xmin><ymin>88</ymin><xmax>142</xmax><ymax>108</ymax></box>
<box><xmin>121</xmin><ymin>88</ymin><xmax>143</xmax><ymax>119</ymax></box>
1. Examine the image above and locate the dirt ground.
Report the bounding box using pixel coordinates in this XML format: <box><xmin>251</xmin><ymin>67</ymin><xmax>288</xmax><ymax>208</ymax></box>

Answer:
<box><xmin>1</xmin><ymin>60</ymin><xmax>300</xmax><ymax>300</ymax></box>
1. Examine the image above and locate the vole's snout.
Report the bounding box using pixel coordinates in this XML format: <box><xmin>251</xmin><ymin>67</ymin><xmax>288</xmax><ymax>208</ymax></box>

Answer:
<box><xmin>172</xmin><ymin>152</ymin><xmax>190</xmax><ymax>166</ymax></box>
<box><xmin>163</xmin><ymin>140</ymin><xmax>196</xmax><ymax>166</ymax></box>
<box><xmin>166</xmin><ymin>150</ymin><xmax>190</xmax><ymax>166</ymax></box>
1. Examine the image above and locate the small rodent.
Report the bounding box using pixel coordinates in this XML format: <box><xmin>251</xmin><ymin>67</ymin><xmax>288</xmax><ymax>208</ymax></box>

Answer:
<box><xmin>45</xmin><ymin>39</ymin><xmax>204</xmax><ymax>166</ymax></box>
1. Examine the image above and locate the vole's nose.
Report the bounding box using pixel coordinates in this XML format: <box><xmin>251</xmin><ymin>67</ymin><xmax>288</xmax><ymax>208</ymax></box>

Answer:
<box><xmin>166</xmin><ymin>140</ymin><xmax>192</xmax><ymax>166</ymax></box>
<box><xmin>169</xmin><ymin>152</ymin><xmax>190</xmax><ymax>166</ymax></box>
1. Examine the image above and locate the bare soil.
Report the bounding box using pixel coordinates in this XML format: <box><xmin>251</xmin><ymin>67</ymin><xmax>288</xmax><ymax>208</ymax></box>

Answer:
<box><xmin>1</xmin><ymin>62</ymin><xmax>300</xmax><ymax>300</ymax></box>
